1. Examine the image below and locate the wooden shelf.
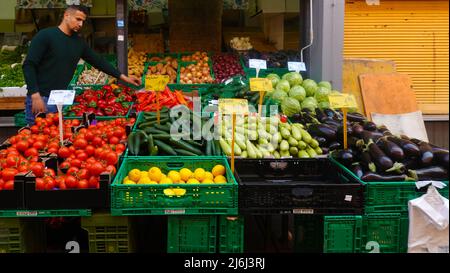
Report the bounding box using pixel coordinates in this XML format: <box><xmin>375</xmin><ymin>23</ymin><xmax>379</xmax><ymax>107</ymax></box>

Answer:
<box><xmin>0</xmin><ymin>96</ymin><xmax>26</xmax><ymax>110</ymax></box>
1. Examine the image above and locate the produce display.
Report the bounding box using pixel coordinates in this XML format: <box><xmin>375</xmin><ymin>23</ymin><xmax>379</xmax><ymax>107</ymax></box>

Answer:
<box><xmin>230</xmin><ymin>37</ymin><xmax>253</xmax><ymax>51</ymax></box>
<box><xmin>76</xmin><ymin>66</ymin><xmax>109</xmax><ymax>85</ymax></box>
<box><xmin>241</xmin><ymin>50</ymin><xmax>302</xmax><ymax>68</ymax></box>
<box><xmin>179</xmin><ymin>52</ymin><xmax>214</xmax><ymax>84</ymax></box>
<box><xmin>65</xmin><ymin>84</ymin><xmax>135</xmax><ymax>117</ymax></box>
<box><xmin>127</xmin><ymin>48</ymin><xmax>147</xmax><ymax>79</ymax></box>
<box><xmin>146</xmin><ymin>56</ymin><xmax>178</xmax><ymax>84</ymax></box>
<box><xmin>211</xmin><ymin>53</ymin><xmax>245</xmax><ymax>83</ymax></box>
<box><xmin>134</xmin><ymin>87</ymin><xmax>194</xmax><ymax>112</ymax></box>
<box><xmin>128</xmin><ymin>108</ymin><xmax>221</xmax><ymax>156</ymax></box>
<box><xmin>0</xmin><ymin>46</ymin><xmax>27</xmax><ymax>87</ymax></box>
<box><xmin>120</xmin><ymin>164</ymin><xmax>228</xmax><ymax>185</ymax></box>
<box><xmin>218</xmin><ymin>115</ymin><xmax>322</xmax><ymax>159</ymax></box>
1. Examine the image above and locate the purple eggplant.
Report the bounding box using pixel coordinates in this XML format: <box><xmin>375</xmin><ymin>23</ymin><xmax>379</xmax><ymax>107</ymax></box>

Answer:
<box><xmin>351</xmin><ymin>123</ymin><xmax>364</xmax><ymax>137</ymax></box>
<box><xmin>363</xmin><ymin>121</ymin><xmax>377</xmax><ymax>131</ymax></box>
<box><xmin>433</xmin><ymin>151</ymin><xmax>449</xmax><ymax>169</ymax></box>
<box><xmin>308</xmin><ymin>124</ymin><xmax>337</xmax><ymax>141</ymax></box>
<box><xmin>408</xmin><ymin>166</ymin><xmax>448</xmax><ymax>181</ymax></box>
<box><xmin>329</xmin><ymin>141</ymin><xmax>342</xmax><ymax>151</ymax></box>
<box><xmin>377</xmin><ymin>137</ymin><xmax>404</xmax><ymax>161</ymax></box>
<box><xmin>368</xmin><ymin>139</ymin><xmax>394</xmax><ymax>171</ymax></box>
<box><xmin>346</xmin><ymin>112</ymin><xmax>366</xmax><ymax>123</ymax></box>
<box><xmin>360</xmin><ymin>151</ymin><xmax>377</xmax><ymax>172</ymax></box>
<box><xmin>361</xmin><ymin>130</ymin><xmax>384</xmax><ymax>143</ymax></box>
<box><xmin>402</xmin><ymin>158</ymin><xmax>421</xmax><ymax>170</ymax></box>
<box><xmin>337</xmin><ymin>149</ymin><xmax>354</xmax><ymax>166</ymax></box>
<box><xmin>417</xmin><ymin>141</ymin><xmax>434</xmax><ymax>166</ymax></box>
<box><xmin>361</xmin><ymin>172</ymin><xmax>412</xmax><ymax>182</ymax></box>
<box><xmin>313</xmin><ymin>136</ymin><xmax>328</xmax><ymax>147</ymax></box>
<box><xmin>387</xmin><ymin>136</ymin><xmax>421</xmax><ymax>158</ymax></box>
<box><xmin>352</xmin><ymin>163</ymin><xmax>364</xmax><ymax>178</ymax></box>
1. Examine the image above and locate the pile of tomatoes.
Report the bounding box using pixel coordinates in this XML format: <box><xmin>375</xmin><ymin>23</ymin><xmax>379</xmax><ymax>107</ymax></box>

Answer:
<box><xmin>0</xmin><ymin>113</ymin><xmax>134</xmax><ymax>191</ymax></box>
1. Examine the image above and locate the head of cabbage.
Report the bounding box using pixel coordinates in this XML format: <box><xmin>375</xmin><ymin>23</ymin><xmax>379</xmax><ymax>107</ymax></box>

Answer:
<box><xmin>288</xmin><ymin>85</ymin><xmax>306</xmax><ymax>102</ymax></box>
<box><xmin>318</xmin><ymin>101</ymin><xmax>330</xmax><ymax>109</ymax></box>
<box><xmin>282</xmin><ymin>72</ymin><xmax>303</xmax><ymax>87</ymax></box>
<box><xmin>266</xmin><ymin>73</ymin><xmax>280</xmax><ymax>88</ymax></box>
<box><xmin>318</xmin><ymin>81</ymin><xmax>332</xmax><ymax>90</ymax></box>
<box><xmin>281</xmin><ymin>97</ymin><xmax>301</xmax><ymax>117</ymax></box>
<box><xmin>302</xmin><ymin>79</ymin><xmax>318</xmax><ymax>97</ymax></box>
<box><xmin>276</xmin><ymin>79</ymin><xmax>291</xmax><ymax>93</ymax></box>
<box><xmin>271</xmin><ymin>90</ymin><xmax>288</xmax><ymax>103</ymax></box>
<box><xmin>314</xmin><ymin>87</ymin><xmax>330</xmax><ymax>103</ymax></box>
<box><xmin>301</xmin><ymin>97</ymin><xmax>318</xmax><ymax>111</ymax></box>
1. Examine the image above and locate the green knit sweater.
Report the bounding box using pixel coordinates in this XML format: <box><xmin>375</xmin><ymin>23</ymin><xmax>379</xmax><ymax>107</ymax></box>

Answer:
<box><xmin>23</xmin><ymin>27</ymin><xmax>121</xmax><ymax>97</ymax></box>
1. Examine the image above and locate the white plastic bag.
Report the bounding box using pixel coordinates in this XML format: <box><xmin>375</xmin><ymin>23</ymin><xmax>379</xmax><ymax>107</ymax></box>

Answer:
<box><xmin>408</xmin><ymin>184</ymin><xmax>449</xmax><ymax>253</ymax></box>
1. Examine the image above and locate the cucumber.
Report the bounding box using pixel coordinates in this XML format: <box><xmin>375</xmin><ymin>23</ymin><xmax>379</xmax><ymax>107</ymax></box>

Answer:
<box><xmin>206</xmin><ymin>140</ymin><xmax>212</xmax><ymax>156</ymax></box>
<box><xmin>154</xmin><ymin>139</ymin><xmax>177</xmax><ymax>155</ymax></box>
<box><xmin>169</xmin><ymin>139</ymin><xmax>204</xmax><ymax>155</ymax></box>
<box><xmin>183</xmin><ymin>139</ymin><xmax>204</xmax><ymax>148</ymax></box>
<box><xmin>151</xmin><ymin>134</ymin><xmax>172</xmax><ymax>141</ymax></box>
<box><xmin>147</xmin><ymin>134</ymin><xmax>155</xmax><ymax>155</ymax></box>
<box><xmin>144</xmin><ymin>127</ymin><xmax>167</xmax><ymax>135</ymax></box>
<box><xmin>154</xmin><ymin>123</ymin><xmax>170</xmax><ymax>132</ymax></box>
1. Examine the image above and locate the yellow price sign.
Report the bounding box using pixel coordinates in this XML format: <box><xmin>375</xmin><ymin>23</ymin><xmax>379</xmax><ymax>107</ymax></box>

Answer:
<box><xmin>250</xmin><ymin>78</ymin><xmax>273</xmax><ymax>92</ymax></box>
<box><xmin>328</xmin><ymin>93</ymin><xmax>357</xmax><ymax>109</ymax></box>
<box><xmin>145</xmin><ymin>75</ymin><xmax>170</xmax><ymax>91</ymax></box>
<box><xmin>218</xmin><ymin>99</ymin><xmax>249</xmax><ymax>115</ymax></box>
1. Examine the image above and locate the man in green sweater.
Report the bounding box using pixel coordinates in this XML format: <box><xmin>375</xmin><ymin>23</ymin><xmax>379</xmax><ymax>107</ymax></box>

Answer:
<box><xmin>23</xmin><ymin>5</ymin><xmax>141</xmax><ymax>125</ymax></box>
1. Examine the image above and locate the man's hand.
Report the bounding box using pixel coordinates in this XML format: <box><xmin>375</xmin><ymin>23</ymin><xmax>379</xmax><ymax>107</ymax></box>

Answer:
<box><xmin>120</xmin><ymin>74</ymin><xmax>142</xmax><ymax>87</ymax></box>
<box><xmin>31</xmin><ymin>92</ymin><xmax>46</xmax><ymax>114</ymax></box>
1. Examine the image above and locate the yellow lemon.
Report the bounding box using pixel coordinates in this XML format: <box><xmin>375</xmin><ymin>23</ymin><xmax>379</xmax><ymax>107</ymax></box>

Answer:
<box><xmin>194</xmin><ymin>168</ymin><xmax>206</xmax><ymax>181</ymax></box>
<box><xmin>180</xmin><ymin>168</ymin><xmax>193</xmax><ymax>181</ymax></box>
<box><xmin>137</xmin><ymin>176</ymin><xmax>152</xmax><ymax>184</ymax></box>
<box><xmin>202</xmin><ymin>179</ymin><xmax>214</xmax><ymax>184</ymax></box>
<box><xmin>140</xmin><ymin>171</ymin><xmax>149</xmax><ymax>177</ymax></box>
<box><xmin>128</xmin><ymin>169</ymin><xmax>141</xmax><ymax>182</ymax></box>
<box><xmin>177</xmin><ymin>180</ymin><xmax>186</xmax><ymax>184</ymax></box>
<box><xmin>123</xmin><ymin>180</ymin><xmax>136</xmax><ymax>185</ymax></box>
<box><xmin>214</xmin><ymin>175</ymin><xmax>227</xmax><ymax>184</ymax></box>
<box><xmin>148</xmin><ymin>167</ymin><xmax>163</xmax><ymax>182</ymax></box>
<box><xmin>187</xmin><ymin>178</ymin><xmax>200</xmax><ymax>184</ymax></box>
<box><xmin>204</xmin><ymin>172</ymin><xmax>214</xmax><ymax>181</ymax></box>
<box><xmin>212</xmin><ymin>165</ymin><xmax>226</xmax><ymax>177</ymax></box>
<box><xmin>160</xmin><ymin>177</ymin><xmax>174</xmax><ymax>184</ymax></box>
<box><xmin>149</xmin><ymin>181</ymin><xmax>158</xmax><ymax>184</ymax></box>
<box><xmin>173</xmin><ymin>188</ymin><xmax>187</xmax><ymax>196</ymax></box>
<box><xmin>168</xmin><ymin>171</ymin><xmax>181</xmax><ymax>183</ymax></box>
<box><xmin>122</xmin><ymin>176</ymin><xmax>130</xmax><ymax>183</ymax></box>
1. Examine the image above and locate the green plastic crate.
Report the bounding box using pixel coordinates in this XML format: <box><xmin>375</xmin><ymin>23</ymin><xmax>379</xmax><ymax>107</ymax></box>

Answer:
<box><xmin>81</xmin><ymin>213</ymin><xmax>135</xmax><ymax>253</ymax></box>
<box><xmin>71</xmin><ymin>63</ymin><xmax>111</xmax><ymax>87</ymax></box>
<box><xmin>69</xmin><ymin>64</ymin><xmax>85</xmax><ymax>86</ymax></box>
<box><xmin>362</xmin><ymin>213</ymin><xmax>408</xmax><ymax>253</ymax></box>
<box><xmin>294</xmin><ymin>215</ymin><xmax>324</xmax><ymax>253</ymax></box>
<box><xmin>0</xmin><ymin>218</ymin><xmax>46</xmax><ymax>253</ymax></box>
<box><xmin>330</xmin><ymin>156</ymin><xmax>449</xmax><ymax>214</ymax></box>
<box><xmin>111</xmin><ymin>156</ymin><xmax>238</xmax><ymax>216</ymax></box>
<box><xmin>218</xmin><ymin>215</ymin><xmax>244</xmax><ymax>253</ymax></box>
<box><xmin>167</xmin><ymin>215</ymin><xmax>217</xmax><ymax>253</ymax></box>
<box><xmin>14</xmin><ymin>111</ymin><xmax>27</xmax><ymax>127</ymax></box>
<box><xmin>323</xmin><ymin>215</ymin><xmax>362</xmax><ymax>253</ymax></box>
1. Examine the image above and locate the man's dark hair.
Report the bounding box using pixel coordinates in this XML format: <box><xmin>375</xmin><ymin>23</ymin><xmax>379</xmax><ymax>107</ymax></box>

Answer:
<box><xmin>66</xmin><ymin>5</ymin><xmax>89</xmax><ymax>16</ymax></box>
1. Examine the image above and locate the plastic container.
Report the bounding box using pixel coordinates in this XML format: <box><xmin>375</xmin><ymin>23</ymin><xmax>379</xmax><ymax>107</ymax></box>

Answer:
<box><xmin>0</xmin><ymin>218</ymin><xmax>46</xmax><ymax>253</ymax></box>
<box><xmin>323</xmin><ymin>215</ymin><xmax>362</xmax><ymax>253</ymax></box>
<box><xmin>167</xmin><ymin>215</ymin><xmax>217</xmax><ymax>253</ymax></box>
<box><xmin>330</xmin><ymin>156</ymin><xmax>449</xmax><ymax>214</ymax></box>
<box><xmin>218</xmin><ymin>215</ymin><xmax>244</xmax><ymax>253</ymax></box>
<box><xmin>111</xmin><ymin>156</ymin><xmax>238</xmax><ymax>216</ymax></box>
<box><xmin>234</xmin><ymin>158</ymin><xmax>364</xmax><ymax>215</ymax></box>
<box><xmin>81</xmin><ymin>212</ymin><xmax>135</xmax><ymax>253</ymax></box>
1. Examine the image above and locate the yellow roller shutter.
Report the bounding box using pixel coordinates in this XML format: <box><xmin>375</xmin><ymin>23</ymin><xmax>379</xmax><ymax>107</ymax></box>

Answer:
<box><xmin>344</xmin><ymin>0</ymin><xmax>449</xmax><ymax>114</ymax></box>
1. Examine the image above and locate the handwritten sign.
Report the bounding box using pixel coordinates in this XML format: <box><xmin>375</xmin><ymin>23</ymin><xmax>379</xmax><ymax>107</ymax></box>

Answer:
<box><xmin>249</xmin><ymin>59</ymin><xmax>267</xmax><ymax>70</ymax></box>
<box><xmin>250</xmin><ymin>78</ymin><xmax>273</xmax><ymax>92</ymax></box>
<box><xmin>145</xmin><ymin>75</ymin><xmax>170</xmax><ymax>91</ymax></box>
<box><xmin>48</xmin><ymin>90</ymin><xmax>75</xmax><ymax>105</ymax></box>
<box><xmin>328</xmin><ymin>93</ymin><xmax>358</xmax><ymax>109</ymax></box>
<box><xmin>218</xmin><ymin>99</ymin><xmax>249</xmax><ymax>115</ymax></box>
<box><xmin>288</xmin><ymin>62</ymin><xmax>306</xmax><ymax>72</ymax></box>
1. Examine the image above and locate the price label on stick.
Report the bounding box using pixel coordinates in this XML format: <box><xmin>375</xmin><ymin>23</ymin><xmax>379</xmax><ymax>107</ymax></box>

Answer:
<box><xmin>288</xmin><ymin>62</ymin><xmax>306</xmax><ymax>72</ymax></box>
<box><xmin>328</xmin><ymin>93</ymin><xmax>357</xmax><ymax>109</ymax></box>
<box><xmin>218</xmin><ymin>99</ymin><xmax>249</xmax><ymax>116</ymax></box>
<box><xmin>250</xmin><ymin>78</ymin><xmax>273</xmax><ymax>92</ymax></box>
<box><xmin>145</xmin><ymin>75</ymin><xmax>170</xmax><ymax>91</ymax></box>
<box><xmin>249</xmin><ymin>59</ymin><xmax>267</xmax><ymax>70</ymax></box>
<box><xmin>47</xmin><ymin>90</ymin><xmax>75</xmax><ymax>105</ymax></box>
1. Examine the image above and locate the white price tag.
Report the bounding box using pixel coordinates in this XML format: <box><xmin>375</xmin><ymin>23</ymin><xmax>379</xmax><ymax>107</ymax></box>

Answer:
<box><xmin>117</xmin><ymin>35</ymin><xmax>124</xmax><ymax>41</ymax></box>
<box><xmin>288</xmin><ymin>62</ymin><xmax>306</xmax><ymax>72</ymax></box>
<box><xmin>345</xmin><ymin>195</ymin><xmax>353</xmax><ymax>202</ymax></box>
<box><xmin>249</xmin><ymin>59</ymin><xmax>267</xmax><ymax>70</ymax></box>
<box><xmin>48</xmin><ymin>90</ymin><xmax>75</xmax><ymax>105</ymax></box>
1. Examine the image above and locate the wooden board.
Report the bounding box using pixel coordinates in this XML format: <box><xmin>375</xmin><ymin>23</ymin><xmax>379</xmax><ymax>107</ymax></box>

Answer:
<box><xmin>0</xmin><ymin>97</ymin><xmax>25</xmax><ymax>110</ymax></box>
<box><xmin>342</xmin><ymin>58</ymin><xmax>396</xmax><ymax>116</ymax></box>
<box><xmin>358</xmin><ymin>72</ymin><xmax>419</xmax><ymax>120</ymax></box>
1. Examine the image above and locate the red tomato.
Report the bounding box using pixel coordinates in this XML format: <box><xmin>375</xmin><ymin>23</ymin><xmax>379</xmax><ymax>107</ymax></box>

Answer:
<box><xmin>18</xmin><ymin>162</ymin><xmax>30</xmax><ymax>173</ymax></box>
<box><xmin>59</xmin><ymin>181</ymin><xmax>67</xmax><ymax>190</ymax></box>
<box><xmin>70</xmin><ymin>159</ymin><xmax>82</xmax><ymax>168</ymax></box>
<box><xmin>89</xmin><ymin>162</ymin><xmax>105</xmax><ymax>176</ymax></box>
<box><xmin>67</xmin><ymin>167</ymin><xmax>79</xmax><ymax>177</ymax></box>
<box><xmin>2</xmin><ymin>168</ymin><xmax>18</xmax><ymax>181</ymax></box>
<box><xmin>58</xmin><ymin>147</ymin><xmax>71</xmax><ymax>158</ymax></box>
<box><xmin>47</xmin><ymin>147</ymin><xmax>58</xmax><ymax>154</ymax></box>
<box><xmin>25</xmin><ymin>148</ymin><xmax>39</xmax><ymax>157</ymax></box>
<box><xmin>116</xmin><ymin>144</ymin><xmax>126</xmax><ymax>154</ymax></box>
<box><xmin>30</xmin><ymin>162</ymin><xmax>45</xmax><ymax>177</ymax></box>
<box><xmin>35</xmin><ymin>178</ymin><xmax>45</xmax><ymax>190</ymax></box>
<box><xmin>6</xmin><ymin>155</ymin><xmax>19</xmax><ymax>168</ymax></box>
<box><xmin>88</xmin><ymin>176</ymin><xmax>99</xmax><ymax>188</ymax></box>
<box><xmin>85</xmin><ymin>131</ymin><xmax>95</xmax><ymax>142</ymax></box>
<box><xmin>30</xmin><ymin>125</ymin><xmax>39</xmax><ymax>134</ymax></box>
<box><xmin>16</xmin><ymin>140</ymin><xmax>29</xmax><ymax>152</ymax></box>
<box><xmin>85</xmin><ymin>145</ymin><xmax>95</xmax><ymax>156</ymax></box>
<box><xmin>77</xmin><ymin>168</ymin><xmax>90</xmax><ymax>180</ymax></box>
<box><xmin>105</xmin><ymin>152</ymin><xmax>118</xmax><ymax>166</ymax></box>
<box><xmin>59</xmin><ymin>161</ymin><xmax>71</xmax><ymax>169</ymax></box>
<box><xmin>3</xmin><ymin>180</ymin><xmax>14</xmax><ymax>190</ymax></box>
<box><xmin>28</xmin><ymin>156</ymin><xmax>39</xmax><ymax>163</ymax></box>
<box><xmin>105</xmin><ymin>165</ymin><xmax>117</xmax><ymax>176</ymax></box>
<box><xmin>44</xmin><ymin>176</ymin><xmax>56</xmax><ymax>190</ymax></box>
<box><xmin>74</xmin><ymin>138</ymin><xmax>88</xmax><ymax>149</ymax></box>
<box><xmin>43</xmin><ymin>168</ymin><xmax>56</xmax><ymax>177</ymax></box>
<box><xmin>55</xmin><ymin>176</ymin><xmax>65</xmax><ymax>188</ymax></box>
<box><xmin>32</xmin><ymin>141</ymin><xmax>45</xmax><ymax>151</ymax></box>
<box><xmin>78</xmin><ymin>179</ymin><xmax>89</xmax><ymax>189</ymax></box>
<box><xmin>92</xmin><ymin>136</ymin><xmax>103</xmax><ymax>147</ymax></box>
<box><xmin>109</xmin><ymin>136</ymin><xmax>120</xmax><ymax>145</ymax></box>
<box><xmin>64</xmin><ymin>175</ymin><xmax>78</xmax><ymax>189</ymax></box>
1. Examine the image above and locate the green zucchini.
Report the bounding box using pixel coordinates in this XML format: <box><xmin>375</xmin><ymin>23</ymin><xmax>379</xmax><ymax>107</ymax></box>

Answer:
<box><xmin>174</xmin><ymin>149</ymin><xmax>198</xmax><ymax>156</ymax></box>
<box><xmin>154</xmin><ymin>139</ymin><xmax>177</xmax><ymax>156</ymax></box>
<box><xmin>206</xmin><ymin>140</ymin><xmax>212</xmax><ymax>156</ymax></box>
<box><xmin>169</xmin><ymin>139</ymin><xmax>203</xmax><ymax>155</ymax></box>
<box><xmin>154</xmin><ymin>123</ymin><xmax>171</xmax><ymax>132</ymax></box>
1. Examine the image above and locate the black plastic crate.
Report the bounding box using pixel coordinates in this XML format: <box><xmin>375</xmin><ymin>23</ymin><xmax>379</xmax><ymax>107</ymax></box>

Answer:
<box><xmin>234</xmin><ymin>158</ymin><xmax>364</xmax><ymax>215</ymax></box>
<box><xmin>0</xmin><ymin>173</ymin><xmax>26</xmax><ymax>210</ymax></box>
